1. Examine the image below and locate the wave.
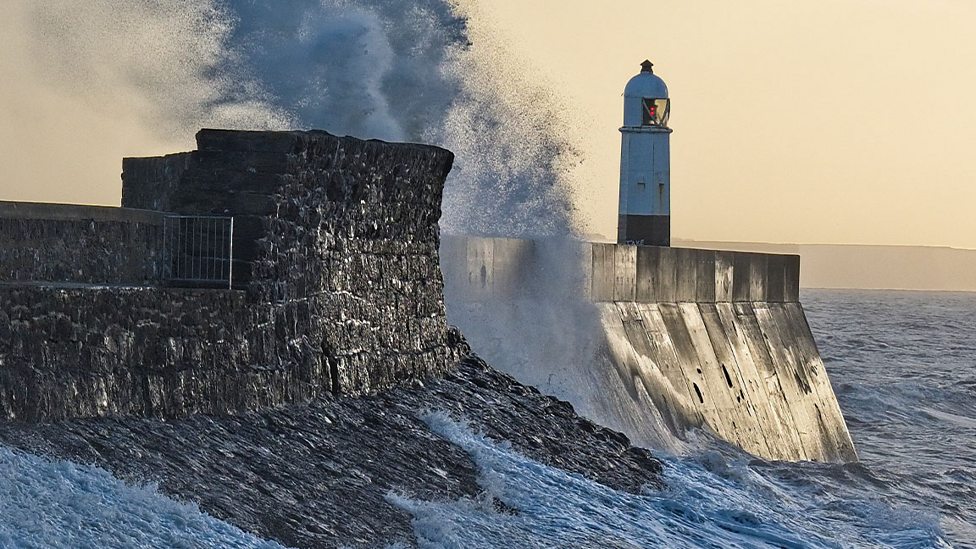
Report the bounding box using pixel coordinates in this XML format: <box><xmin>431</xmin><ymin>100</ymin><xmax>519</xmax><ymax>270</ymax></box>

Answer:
<box><xmin>388</xmin><ymin>411</ymin><xmax>951</xmax><ymax>548</ymax></box>
<box><xmin>0</xmin><ymin>445</ymin><xmax>284</xmax><ymax>548</ymax></box>
<box><xmin>17</xmin><ymin>0</ymin><xmax>579</xmax><ymax>237</ymax></box>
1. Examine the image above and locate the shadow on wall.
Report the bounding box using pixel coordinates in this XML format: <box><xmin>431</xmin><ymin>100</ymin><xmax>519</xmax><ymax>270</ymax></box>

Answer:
<box><xmin>440</xmin><ymin>235</ymin><xmax>693</xmax><ymax>453</ymax></box>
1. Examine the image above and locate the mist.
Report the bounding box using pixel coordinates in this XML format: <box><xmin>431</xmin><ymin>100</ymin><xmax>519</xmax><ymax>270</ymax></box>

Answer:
<box><xmin>0</xmin><ymin>0</ymin><xmax>581</xmax><ymax>238</ymax></box>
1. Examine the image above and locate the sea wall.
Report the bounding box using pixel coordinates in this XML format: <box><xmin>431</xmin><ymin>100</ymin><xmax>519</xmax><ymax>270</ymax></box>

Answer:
<box><xmin>0</xmin><ymin>130</ymin><xmax>855</xmax><ymax>463</ymax></box>
<box><xmin>0</xmin><ymin>130</ymin><xmax>464</xmax><ymax>422</ymax></box>
<box><xmin>441</xmin><ymin>236</ymin><xmax>857</xmax><ymax>462</ymax></box>
<box><xmin>0</xmin><ymin>201</ymin><xmax>165</xmax><ymax>285</ymax></box>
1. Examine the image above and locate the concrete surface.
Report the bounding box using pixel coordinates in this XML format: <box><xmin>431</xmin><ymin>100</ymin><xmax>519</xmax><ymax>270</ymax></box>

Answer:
<box><xmin>441</xmin><ymin>235</ymin><xmax>857</xmax><ymax>463</ymax></box>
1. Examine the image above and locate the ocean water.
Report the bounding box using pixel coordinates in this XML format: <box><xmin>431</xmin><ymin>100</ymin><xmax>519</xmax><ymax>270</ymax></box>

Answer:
<box><xmin>804</xmin><ymin>289</ymin><xmax>976</xmax><ymax>546</ymax></box>
<box><xmin>11</xmin><ymin>2</ymin><xmax>971</xmax><ymax>547</ymax></box>
<box><xmin>0</xmin><ymin>289</ymin><xmax>972</xmax><ymax>547</ymax></box>
<box><xmin>393</xmin><ymin>289</ymin><xmax>974</xmax><ymax>548</ymax></box>
<box><xmin>0</xmin><ymin>447</ymin><xmax>285</xmax><ymax>548</ymax></box>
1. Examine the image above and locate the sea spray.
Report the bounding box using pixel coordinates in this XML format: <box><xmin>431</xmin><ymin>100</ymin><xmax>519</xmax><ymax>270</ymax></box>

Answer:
<box><xmin>0</xmin><ymin>446</ymin><xmax>285</xmax><ymax>548</ymax></box>
<box><xmin>388</xmin><ymin>410</ymin><xmax>951</xmax><ymax>548</ymax></box>
<box><xmin>441</xmin><ymin>238</ymin><xmax>692</xmax><ymax>453</ymax></box>
<box><xmin>19</xmin><ymin>0</ymin><xmax>714</xmax><ymax>461</ymax></box>
<box><xmin>17</xmin><ymin>0</ymin><xmax>578</xmax><ymax>237</ymax></box>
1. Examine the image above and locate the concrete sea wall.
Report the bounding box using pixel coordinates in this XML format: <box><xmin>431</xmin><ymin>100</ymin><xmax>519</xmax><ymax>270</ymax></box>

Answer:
<box><xmin>442</xmin><ymin>236</ymin><xmax>857</xmax><ymax>462</ymax></box>
<box><xmin>0</xmin><ymin>130</ymin><xmax>463</xmax><ymax>422</ymax></box>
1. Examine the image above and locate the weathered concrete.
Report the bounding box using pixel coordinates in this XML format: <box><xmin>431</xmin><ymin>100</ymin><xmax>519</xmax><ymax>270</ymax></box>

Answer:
<box><xmin>441</xmin><ymin>236</ymin><xmax>857</xmax><ymax>462</ymax></box>
<box><xmin>599</xmin><ymin>300</ymin><xmax>857</xmax><ymax>462</ymax></box>
<box><xmin>444</xmin><ymin>237</ymin><xmax>801</xmax><ymax>304</ymax></box>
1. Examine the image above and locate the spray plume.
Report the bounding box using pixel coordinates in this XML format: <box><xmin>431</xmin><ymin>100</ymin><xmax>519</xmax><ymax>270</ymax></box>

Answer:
<box><xmin>3</xmin><ymin>0</ymin><xmax>683</xmax><ymax>451</ymax></box>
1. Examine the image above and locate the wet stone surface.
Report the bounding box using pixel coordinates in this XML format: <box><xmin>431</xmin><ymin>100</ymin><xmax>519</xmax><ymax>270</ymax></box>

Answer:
<box><xmin>1</xmin><ymin>130</ymin><xmax>464</xmax><ymax>422</ymax></box>
<box><xmin>0</xmin><ymin>357</ymin><xmax>662</xmax><ymax>548</ymax></box>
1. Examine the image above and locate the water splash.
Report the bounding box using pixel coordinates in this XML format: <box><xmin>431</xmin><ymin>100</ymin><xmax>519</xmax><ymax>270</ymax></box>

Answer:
<box><xmin>0</xmin><ymin>445</ymin><xmax>286</xmax><ymax>548</ymax></box>
<box><xmin>16</xmin><ymin>0</ymin><xmax>578</xmax><ymax>237</ymax></box>
<box><xmin>389</xmin><ymin>411</ymin><xmax>951</xmax><ymax>548</ymax></box>
<box><xmin>23</xmin><ymin>1</ymin><xmax>292</xmax><ymax>137</ymax></box>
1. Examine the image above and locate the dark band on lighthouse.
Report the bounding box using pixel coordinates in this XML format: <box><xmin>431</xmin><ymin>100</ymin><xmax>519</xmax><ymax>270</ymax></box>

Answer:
<box><xmin>618</xmin><ymin>59</ymin><xmax>671</xmax><ymax>246</ymax></box>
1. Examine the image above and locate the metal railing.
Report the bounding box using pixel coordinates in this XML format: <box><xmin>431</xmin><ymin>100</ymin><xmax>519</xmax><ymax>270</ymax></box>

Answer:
<box><xmin>162</xmin><ymin>215</ymin><xmax>234</xmax><ymax>289</ymax></box>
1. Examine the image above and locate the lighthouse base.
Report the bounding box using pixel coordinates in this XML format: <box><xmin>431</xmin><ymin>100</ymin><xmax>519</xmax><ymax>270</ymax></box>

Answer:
<box><xmin>618</xmin><ymin>214</ymin><xmax>670</xmax><ymax>246</ymax></box>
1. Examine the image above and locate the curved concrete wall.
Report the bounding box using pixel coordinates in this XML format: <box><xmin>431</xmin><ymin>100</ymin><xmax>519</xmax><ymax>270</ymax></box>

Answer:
<box><xmin>599</xmin><ymin>301</ymin><xmax>855</xmax><ymax>462</ymax></box>
<box><xmin>441</xmin><ymin>235</ymin><xmax>857</xmax><ymax>462</ymax></box>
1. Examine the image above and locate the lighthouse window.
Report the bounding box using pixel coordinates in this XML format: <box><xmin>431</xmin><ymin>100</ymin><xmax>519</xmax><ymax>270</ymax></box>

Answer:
<box><xmin>641</xmin><ymin>98</ymin><xmax>656</xmax><ymax>125</ymax></box>
<box><xmin>641</xmin><ymin>97</ymin><xmax>670</xmax><ymax>127</ymax></box>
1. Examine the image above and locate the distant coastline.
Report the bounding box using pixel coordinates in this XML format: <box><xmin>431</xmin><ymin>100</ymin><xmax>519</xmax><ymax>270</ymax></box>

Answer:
<box><xmin>673</xmin><ymin>239</ymin><xmax>976</xmax><ymax>293</ymax></box>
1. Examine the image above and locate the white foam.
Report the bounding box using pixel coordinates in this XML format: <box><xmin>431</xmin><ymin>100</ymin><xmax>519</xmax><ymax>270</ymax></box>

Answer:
<box><xmin>386</xmin><ymin>411</ymin><xmax>951</xmax><ymax>549</ymax></box>
<box><xmin>0</xmin><ymin>445</ymin><xmax>287</xmax><ymax>548</ymax></box>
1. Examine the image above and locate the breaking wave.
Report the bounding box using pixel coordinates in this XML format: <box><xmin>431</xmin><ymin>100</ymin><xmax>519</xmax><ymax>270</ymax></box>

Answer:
<box><xmin>388</xmin><ymin>410</ymin><xmax>951</xmax><ymax>548</ymax></box>
<box><xmin>17</xmin><ymin>0</ymin><xmax>578</xmax><ymax>237</ymax></box>
<box><xmin>0</xmin><ymin>446</ymin><xmax>284</xmax><ymax>548</ymax></box>
<box><xmin>7</xmin><ymin>3</ymin><xmax>973</xmax><ymax>547</ymax></box>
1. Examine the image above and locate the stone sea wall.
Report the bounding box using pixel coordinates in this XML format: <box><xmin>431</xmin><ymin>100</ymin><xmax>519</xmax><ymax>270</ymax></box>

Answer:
<box><xmin>0</xmin><ymin>201</ymin><xmax>165</xmax><ymax>285</ymax></box>
<box><xmin>0</xmin><ymin>130</ymin><xmax>464</xmax><ymax>422</ymax></box>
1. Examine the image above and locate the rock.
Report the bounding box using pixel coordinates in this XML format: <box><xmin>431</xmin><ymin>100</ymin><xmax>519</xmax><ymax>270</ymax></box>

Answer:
<box><xmin>0</xmin><ymin>356</ymin><xmax>662</xmax><ymax>548</ymax></box>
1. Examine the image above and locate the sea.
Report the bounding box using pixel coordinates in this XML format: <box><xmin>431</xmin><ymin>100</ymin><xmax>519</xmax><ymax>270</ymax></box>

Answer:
<box><xmin>391</xmin><ymin>289</ymin><xmax>976</xmax><ymax>548</ymax></box>
<box><xmin>0</xmin><ymin>289</ymin><xmax>972</xmax><ymax>548</ymax></box>
<box><xmin>8</xmin><ymin>2</ymin><xmax>973</xmax><ymax>546</ymax></box>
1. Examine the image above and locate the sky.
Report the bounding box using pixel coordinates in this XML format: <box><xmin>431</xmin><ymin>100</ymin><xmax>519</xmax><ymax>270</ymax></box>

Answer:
<box><xmin>471</xmin><ymin>1</ymin><xmax>976</xmax><ymax>248</ymax></box>
<box><xmin>2</xmin><ymin>1</ymin><xmax>975</xmax><ymax>249</ymax></box>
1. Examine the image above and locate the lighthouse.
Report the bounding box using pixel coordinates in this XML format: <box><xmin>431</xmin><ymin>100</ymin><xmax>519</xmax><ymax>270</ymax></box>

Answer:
<box><xmin>617</xmin><ymin>59</ymin><xmax>671</xmax><ymax>246</ymax></box>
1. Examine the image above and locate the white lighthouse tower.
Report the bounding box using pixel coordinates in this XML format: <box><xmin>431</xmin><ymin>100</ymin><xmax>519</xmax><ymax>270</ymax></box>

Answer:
<box><xmin>617</xmin><ymin>59</ymin><xmax>671</xmax><ymax>246</ymax></box>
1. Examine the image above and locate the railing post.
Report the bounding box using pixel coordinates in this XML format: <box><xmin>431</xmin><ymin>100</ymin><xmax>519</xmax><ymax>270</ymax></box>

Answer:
<box><xmin>228</xmin><ymin>216</ymin><xmax>234</xmax><ymax>290</ymax></box>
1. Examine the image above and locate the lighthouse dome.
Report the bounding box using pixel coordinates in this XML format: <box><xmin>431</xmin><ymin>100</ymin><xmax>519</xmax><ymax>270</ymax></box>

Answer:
<box><xmin>623</xmin><ymin>60</ymin><xmax>670</xmax><ymax>127</ymax></box>
<box><xmin>624</xmin><ymin>68</ymin><xmax>668</xmax><ymax>99</ymax></box>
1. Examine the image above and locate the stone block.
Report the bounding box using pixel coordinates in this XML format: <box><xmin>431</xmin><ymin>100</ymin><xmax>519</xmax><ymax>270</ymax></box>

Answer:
<box><xmin>196</xmin><ymin>128</ymin><xmax>305</xmax><ymax>154</ymax></box>
<box><xmin>635</xmin><ymin>245</ymin><xmax>658</xmax><ymax>302</ymax></box>
<box><xmin>749</xmin><ymin>253</ymin><xmax>767</xmax><ymax>302</ymax></box>
<box><xmin>694</xmin><ymin>249</ymin><xmax>717</xmax><ymax>302</ymax></box>
<box><xmin>578</xmin><ymin>241</ymin><xmax>593</xmax><ymax>301</ymax></box>
<box><xmin>783</xmin><ymin>255</ymin><xmax>801</xmax><ymax>302</ymax></box>
<box><xmin>655</xmin><ymin>246</ymin><xmax>678</xmax><ymax>303</ymax></box>
<box><xmin>590</xmin><ymin>243</ymin><xmax>616</xmax><ymax>302</ymax></box>
<box><xmin>765</xmin><ymin>255</ymin><xmax>786</xmax><ymax>302</ymax></box>
<box><xmin>492</xmin><ymin>238</ymin><xmax>535</xmax><ymax>299</ymax></box>
<box><xmin>715</xmin><ymin>252</ymin><xmax>734</xmax><ymax>303</ymax></box>
<box><xmin>465</xmin><ymin>237</ymin><xmax>494</xmax><ymax>298</ymax></box>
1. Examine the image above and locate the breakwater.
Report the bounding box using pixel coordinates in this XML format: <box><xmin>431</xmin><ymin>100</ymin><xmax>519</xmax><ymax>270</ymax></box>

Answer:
<box><xmin>0</xmin><ymin>128</ymin><xmax>855</xmax><ymax>465</ymax></box>
<box><xmin>0</xmin><ymin>129</ymin><xmax>463</xmax><ymax>421</ymax></box>
<box><xmin>442</xmin><ymin>236</ymin><xmax>858</xmax><ymax>462</ymax></box>
<box><xmin>0</xmin><ymin>129</ymin><xmax>670</xmax><ymax>547</ymax></box>
<box><xmin>0</xmin><ymin>126</ymin><xmax>870</xmax><ymax>546</ymax></box>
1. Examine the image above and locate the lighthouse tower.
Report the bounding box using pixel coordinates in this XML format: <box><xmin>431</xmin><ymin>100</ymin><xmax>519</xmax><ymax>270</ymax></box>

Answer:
<box><xmin>617</xmin><ymin>60</ymin><xmax>671</xmax><ymax>246</ymax></box>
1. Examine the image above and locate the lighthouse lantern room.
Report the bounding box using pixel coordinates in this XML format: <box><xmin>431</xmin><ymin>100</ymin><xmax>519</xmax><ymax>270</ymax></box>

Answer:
<box><xmin>617</xmin><ymin>59</ymin><xmax>671</xmax><ymax>246</ymax></box>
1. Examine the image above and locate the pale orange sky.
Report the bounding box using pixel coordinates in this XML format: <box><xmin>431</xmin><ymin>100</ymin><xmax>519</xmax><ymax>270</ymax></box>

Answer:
<box><xmin>2</xmin><ymin>1</ymin><xmax>975</xmax><ymax>249</ymax></box>
<box><xmin>469</xmin><ymin>0</ymin><xmax>976</xmax><ymax>248</ymax></box>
